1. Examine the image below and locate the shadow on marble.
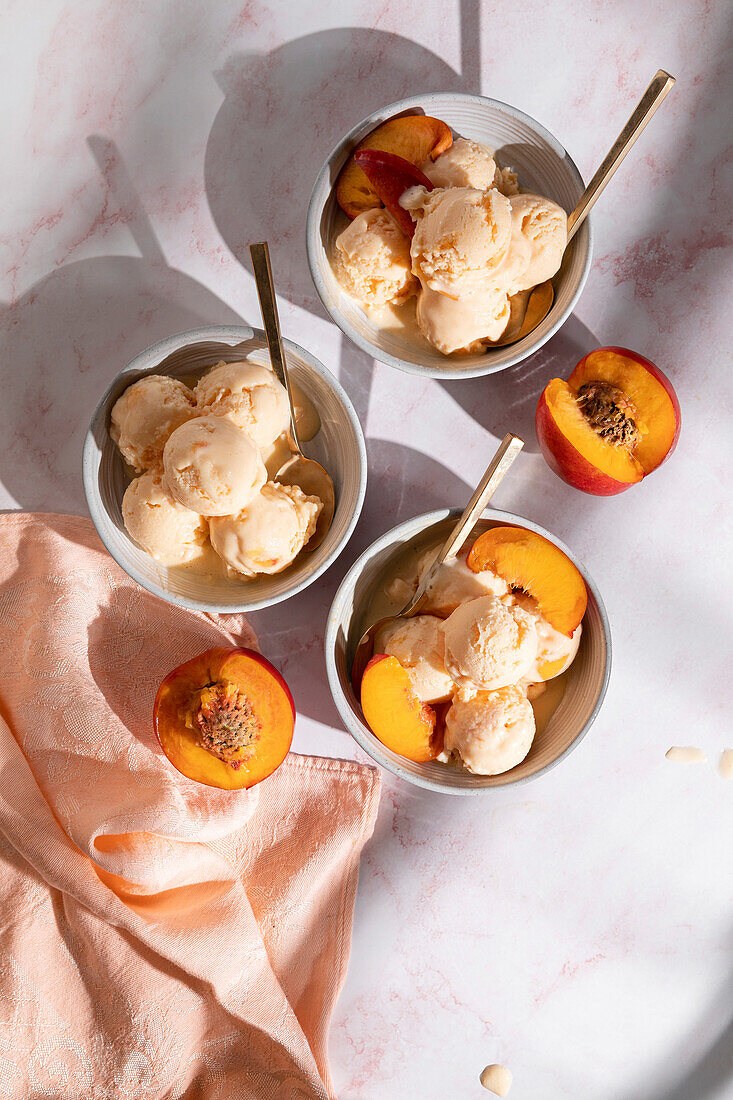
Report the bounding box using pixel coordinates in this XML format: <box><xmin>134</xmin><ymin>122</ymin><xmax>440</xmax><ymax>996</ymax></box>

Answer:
<box><xmin>203</xmin><ymin>23</ymin><xmax>473</xmax><ymax>314</ymax></box>
<box><xmin>622</xmin><ymin>964</ymin><xmax>733</xmax><ymax>1100</ymax></box>
<box><xmin>597</xmin><ymin>14</ymin><xmax>733</xmax><ymax>346</ymax></box>
<box><xmin>438</xmin><ymin>315</ymin><xmax>599</xmax><ymax>453</ymax></box>
<box><xmin>0</xmin><ymin>138</ymin><xmax>243</xmax><ymax>515</ymax></box>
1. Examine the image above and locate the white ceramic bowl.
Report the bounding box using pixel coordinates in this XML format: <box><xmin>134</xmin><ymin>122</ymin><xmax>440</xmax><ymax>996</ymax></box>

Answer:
<box><xmin>307</xmin><ymin>92</ymin><xmax>593</xmax><ymax>379</ymax></box>
<box><xmin>83</xmin><ymin>325</ymin><xmax>367</xmax><ymax>613</ymax></box>
<box><xmin>326</xmin><ymin>509</ymin><xmax>611</xmax><ymax>793</ymax></box>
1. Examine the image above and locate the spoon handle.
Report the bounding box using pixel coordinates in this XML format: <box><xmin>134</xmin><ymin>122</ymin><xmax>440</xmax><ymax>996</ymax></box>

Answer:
<box><xmin>249</xmin><ymin>241</ymin><xmax>301</xmax><ymax>450</ymax></box>
<box><xmin>403</xmin><ymin>433</ymin><xmax>524</xmax><ymax>615</ymax></box>
<box><xmin>567</xmin><ymin>69</ymin><xmax>675</xmax><ymax>245</ymax></box>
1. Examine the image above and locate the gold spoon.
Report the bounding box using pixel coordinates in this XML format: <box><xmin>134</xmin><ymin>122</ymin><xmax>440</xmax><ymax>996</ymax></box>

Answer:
<box><xmin>250</xmin><ymin>241</ymin><xmax>335</xmax><ymax>551</ymax></box>
<box><xmin>350</xmin><ymin>432</ymin><xmax>524</xmax><ymax>692</ymax></box>
<box><xmin>488</xmin><ymin>69</ymin><xmax>676</xmax><ymax>348</ymax></box>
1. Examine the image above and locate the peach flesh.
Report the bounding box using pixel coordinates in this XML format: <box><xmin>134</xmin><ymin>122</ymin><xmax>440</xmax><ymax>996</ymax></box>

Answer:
<box><xmin>154</xmin><ymin>647</ymin><xmax>295</xmax><ymax>790</ymax></box>
<box><xmin>536</xmin><ymin>347</ymin><xmax>680</xmax><ymax>496</ymax></box>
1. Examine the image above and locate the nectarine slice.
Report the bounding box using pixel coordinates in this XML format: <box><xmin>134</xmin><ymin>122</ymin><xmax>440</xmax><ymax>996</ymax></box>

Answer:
<box><xmin>536</xmin><ymin>347</ymin><xmax>680</xmax><ymax>496</ymax></box>
<box><xmin>154</xmin><ymin>647</ymin><xmax>294</xmax><ymax>790</ymax></box>
<box><xmin>337</xmin><ymin>114</ymin><xmax>452</xmax><ymax>219</ymax></box>
<box><xmin>360</xmin><ymin>654</ymin><xmax>441</xmax><ymax>763</ymax></box>
<box><xmin>467</xmin><ymin>527</ymin><xmax>587</xmax><ymax>637</ymax></box>
<box><xmin>353</xmin><ymin>150</ymin><xmax>433</xmax><ymax>237</ymax></box>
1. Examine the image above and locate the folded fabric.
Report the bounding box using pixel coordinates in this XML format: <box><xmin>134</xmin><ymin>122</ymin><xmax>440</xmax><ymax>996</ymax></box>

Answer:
<box><xmin>0</xmin><ymin>513</ymin><xmax>380</xmax><ymax>1099</ymax></box>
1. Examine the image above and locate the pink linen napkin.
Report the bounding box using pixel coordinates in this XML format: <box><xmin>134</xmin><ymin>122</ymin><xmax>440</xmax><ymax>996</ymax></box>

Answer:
<box><xmin>0</xmin><ymin>513</ymin><xmax>380</xmax><ymax>1099</ymax></box>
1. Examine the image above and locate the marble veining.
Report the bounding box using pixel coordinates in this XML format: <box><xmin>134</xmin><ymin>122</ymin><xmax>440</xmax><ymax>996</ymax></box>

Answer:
<box><xmin>1</xmin><ymin>2</ymin><xmax>731</xmax><ymax>1097</ymax></box>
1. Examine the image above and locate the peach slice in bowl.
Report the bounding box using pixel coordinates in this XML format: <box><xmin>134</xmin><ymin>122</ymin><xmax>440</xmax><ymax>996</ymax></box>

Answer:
<box><xmin>336</xmin><ymin>114</ymin><xmax>451</xmax><ymax>219</ymax></box>
<box><xmin>360</xmin><ymin>654</ymin><xmax>443</xmax><ymax>763</ymax></box>
<box><xmin>466</xmin><ymin>525</ymin><xmax>588</xmax><ymax>637</ymax></box>
<box><xmin>325</xmin><ymin>508</ymin><xmax>610</xmax><ymax>794</ymax></box>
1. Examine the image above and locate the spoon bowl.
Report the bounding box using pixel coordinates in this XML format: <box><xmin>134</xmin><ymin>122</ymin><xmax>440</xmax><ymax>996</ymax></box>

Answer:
<box><xmin>276</xmin><ymin>452</ymin><xmax>336</xmax><ymax>549</ymax></box>
<box><xmin>489</xmin><ymin>281</ymin><xmax>554</xmax><ymax>348</ymax></box>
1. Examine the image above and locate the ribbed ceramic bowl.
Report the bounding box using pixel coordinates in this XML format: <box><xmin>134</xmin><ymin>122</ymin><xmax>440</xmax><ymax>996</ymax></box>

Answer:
<box><xmin>326</xmin><ymin>508</ymin><xmax>610</xmax><ymax>793</ymax></box>
<box><xmin>83</xmin><ymin>325</ymin><xmax>367</xmax><ymax>613</ymax></box>
<box><xmin>307</xmin><ymin>93</ymin><xmax>593</xmax><ymax>379</ymax></box>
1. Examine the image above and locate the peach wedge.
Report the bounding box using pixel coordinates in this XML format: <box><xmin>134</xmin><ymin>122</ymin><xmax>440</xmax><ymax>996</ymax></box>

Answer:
<box><xmin>467</xmin><ymin>526</ymin><xmax>587</xmax><ymax>637</ymax></box>
<box><xmin>352</xmin><ymin>150</ymin><xmax>433</xmax><ymax>237</ymax></box>
<box><xmin>336</xmin><ymin>114</ymin><xmax>452</xmax><ymax>219</ymax></box>
<box><xmin>360</xmin><ymin>654</ymin><xmax>441</xmax><ymax>762</ymax></box>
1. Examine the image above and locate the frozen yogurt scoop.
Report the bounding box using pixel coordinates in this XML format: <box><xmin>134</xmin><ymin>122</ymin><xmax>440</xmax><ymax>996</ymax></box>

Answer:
<box><xmin>444</xmin><ymin>685</ymin><xmax>535</xmax><ymax>775</ymax></box>
<box><xmin>122</xmin><ymin>470</ymin><xmax>208</xmax><ymax>565</ymax></box>
<box><xmin>374</xmin><ymin>614</ymin><xmax>454</xmax><ymax>704</ymax></box>
<box><xmin>194</xmin><ymin>360</ymin><xmax>290</xmax><ymax>449</ymax></box>
<box><xmin>210</xmin><ymin>481</ymin><xmax>321</xmax><ymax>577</ymax></box>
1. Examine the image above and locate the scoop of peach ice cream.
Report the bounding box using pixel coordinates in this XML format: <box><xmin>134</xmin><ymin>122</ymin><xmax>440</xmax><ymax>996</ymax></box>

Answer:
<box><xmin>122</xmin><ymin>470</ymin><xmax>208</xmax><ymax>565</ymax></box>
<box><xmin>504</xmin><ymin>591</ymin><xmax>582</xmax><ymax>682</ymax></box>
<box><xmin>210</xmin><ymin>481</ymin><xmax>321</xmax><ymax>577</ymax></box>
<box><xmin>163</xmin><ymin>415</ymin><xmax>266</xmax><ymax>516</ymax></box>
<box><xmin>416</xmin><ymin>545</ymin><xmax>509</xmax><ymax>617</ymax></box>
<box><xmin>423</xmin><ymin>136</ymin><xmax>521</xmax><ymax>198</ymax></box>
<box><xmin>333</xmin><ymin>208</ymin><xmax>418</xmax><ymax>308</ymax></box>
<box><xmin>416</xmin><ymin>286</ymin><xmax>511</xmax><ymax>354</ymax></box>
<box><xmin>494</xmin><ymin>167</ymin><xmax>520</xmax><ymax>197</ymax></box>
<box><xmin>494</xmin><ymin>193</ymin><xmax>568</xmax><ymax>294</ymax></box>
<box><xmin>423</xmin><ymin>137</ymin><xmax>499</xmax><ymax>190</ymax></box>
<box><xmin>110</xmin><ymin>375</ymin><xmax>196</xmax><ymax>472</ymax></box>
<box><xmin>374</xmin><ymin>614</ymin><xmax>454</xmax><ymax>704</ymax></box>
<box><xmin>402</xmin><ymin>185</ymin><xmax>512</xmax><ymax>298</ymax></box>
<box><xmin>441</xmin><ymin>594</ymin><xmax>537</xmax><ymax>690</ymax></box>
<box><xmin>195</xmin><ymin>360</ymin><xmax>289</xmax><ymax>449</ymax></box>
<box><xmin>444</xmin><ymin>684</ymin><xmax>535</xmax><ymax>774</ymax></box>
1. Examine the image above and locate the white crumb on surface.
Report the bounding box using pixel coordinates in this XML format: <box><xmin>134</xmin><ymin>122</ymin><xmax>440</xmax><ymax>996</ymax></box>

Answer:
<box><xmin>665</xmin><ymin>746</ymin><xmax>707</xmax><ymax>764</ymax></box>
<box><xmin>480</xmin><ymin>1063</ymin><xmax>512</xmax><ymax>1095</ymax></box>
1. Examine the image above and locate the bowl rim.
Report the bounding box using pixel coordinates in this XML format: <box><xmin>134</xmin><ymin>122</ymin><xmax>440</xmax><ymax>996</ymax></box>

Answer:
<box><xmin>306</xmin><ymin>91</ymin><xmax>594</xmax><ymax>380</ymax></box>
<box><xmin>82</xmin><ymin>323</ymin><xmax>368</xmax><ymax>613</ymax></box>
<box><xmin>325</xmin><ymin>505</ymin><xmax>612</xmax><ymax>794</ymax></box>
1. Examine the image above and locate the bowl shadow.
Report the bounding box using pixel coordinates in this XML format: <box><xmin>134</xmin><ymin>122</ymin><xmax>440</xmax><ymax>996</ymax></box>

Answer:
<box><xmin>438</xmin><ymin>314</ymin><xmax>600</xmax><ymax>451</ymax></box>
<box><xmin>203</xmin><ymin>28</ymin><xmax>467</xmax><ymax>314</ymax></box>
<box><xmin>0</xmin><ymin>137</ymin><xmax>243</xmax><ymax>516</ymax></box>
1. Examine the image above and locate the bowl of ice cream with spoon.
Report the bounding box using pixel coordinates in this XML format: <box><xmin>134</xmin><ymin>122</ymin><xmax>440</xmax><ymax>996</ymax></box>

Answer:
<box><xmin>325</xmin><ymin>439</ymin><xmax>611</xmax><ymax>792</ymax></box>
<box><xmin>308</xmin><ymin>76</ymin><xmax>675</xmax><ymax>378</ymax></box>
<box><xmin>307</xmin><ymin>92</ymin><xmax>593</xmax><ymax>378</ymax></box>
<box><xmin>83</xmin><ymin>324</ymin><xmax>367</xmax><ymax>612</ymax></box>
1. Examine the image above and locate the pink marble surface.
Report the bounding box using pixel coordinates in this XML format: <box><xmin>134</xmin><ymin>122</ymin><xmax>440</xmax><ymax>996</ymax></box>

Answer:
<box><xmin>2</xmin><ymin>2</ymin><xmax>732</xmax><ymax>1097</ymax></box>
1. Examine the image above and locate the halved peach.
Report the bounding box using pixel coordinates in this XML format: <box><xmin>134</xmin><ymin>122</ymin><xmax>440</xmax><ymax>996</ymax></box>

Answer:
<box><xmin>536</xmin><ymin>347</ymin><xmax>681</xmax><ymax>496</ymax></box>
<box><xmin>154</xmin><ymin>647</ymin><xmax>294</xmax><ymax>789</ymax></box>
<box><xmin>467</xmin><ymin>526</ymin><xmax>587</xmax><ymax>637</ymax></box>
<box><xmin>336</xmin><ymin>114</ymin><xmax>452</xmax><ymax>219</ymax></box>
<box><xmin>360</xmin><ymin>654</ymin><xmax>441</xmax><ymax>762</ymax></box>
